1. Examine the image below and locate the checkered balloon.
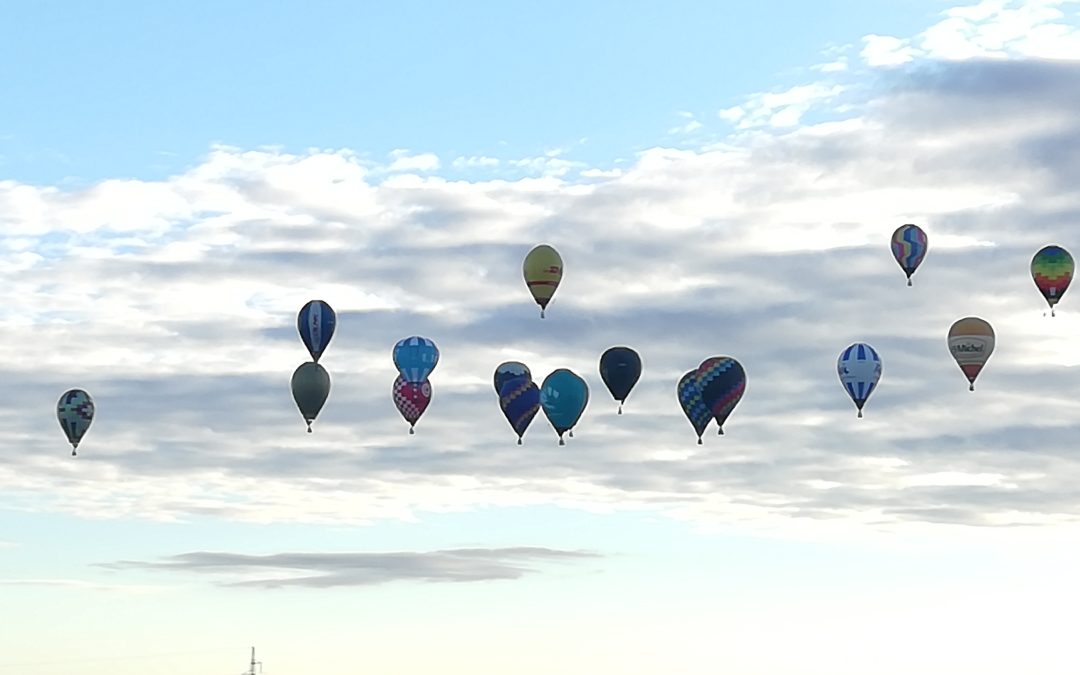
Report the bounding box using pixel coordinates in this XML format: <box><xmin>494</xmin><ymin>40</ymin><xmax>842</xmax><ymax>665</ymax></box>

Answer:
<box><xmin>393</xmin><ymin>375</ymin><xmax>432</xmax><ymax>433</ymax></box>
<box><xmin>57</xmin><ymin>388</ymin><xmax>94</xmax><ymax>456</ymax></box>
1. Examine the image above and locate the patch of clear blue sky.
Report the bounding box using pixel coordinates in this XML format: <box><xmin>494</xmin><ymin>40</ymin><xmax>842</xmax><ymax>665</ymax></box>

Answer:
<box><xmin>0</xmin><ymin>0</ymin><xmax>949</xmax><ymax>186</ymax></box>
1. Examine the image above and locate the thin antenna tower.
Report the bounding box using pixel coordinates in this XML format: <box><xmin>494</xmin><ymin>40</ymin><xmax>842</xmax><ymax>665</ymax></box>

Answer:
<box><xmin>246</xmin><ymin>646</ymin><xmax>263</xmax><ymax>675</ymax></box>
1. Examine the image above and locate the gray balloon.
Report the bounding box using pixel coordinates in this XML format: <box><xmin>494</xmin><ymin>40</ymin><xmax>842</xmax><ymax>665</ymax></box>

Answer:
<box><xmin>291</xmin><ymin>362</ymin><xmax>331</xmax><ymax>432</ymax></box>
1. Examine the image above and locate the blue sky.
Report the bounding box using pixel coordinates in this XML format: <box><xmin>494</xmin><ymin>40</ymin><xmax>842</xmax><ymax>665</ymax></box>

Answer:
<box><xmin>2</xmin><ymin>0</ymin><xmax>948</xmax><ymax>185</ymax></box>
<box><xmin>5</xmin><ymin>1</ymin><xmax>1080</xmax><ymax>673</ymax></box>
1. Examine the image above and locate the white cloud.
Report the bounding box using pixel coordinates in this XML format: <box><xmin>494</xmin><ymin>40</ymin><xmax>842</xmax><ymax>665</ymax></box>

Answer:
<box><xmin>814</xmin><ymin>57</ymin><xmax>849</xmax><ymax>73</ymax></box>
<box><xmin>387</xmin><ymin>149</ymin><xmax>441</xmax><ymax>172</ymax></box>
<box><xmin>452</xmin><ymin>155</ymin><xmax>501</xmax><ymax>169</ymax></box>
<box><xmin>861</xmin><ymin>35</ymin><xmax>920</xmax><ymax>66</ymax></box>
<box><xmin>4</xmin><ymin>4</ymin><xmax>1080</xmax><ymax>540</ymax></box>
<box><xmin>720</xmin><ymin>83</ymin><xmax>846</xmax><ymax>129</ymax></box>
<box><xmin>858</xmin><ymin>0</ymin><xmax>1080</xmax><ymax>67</ymax></box>
<box><xmin>668</xmin><ymin>111</ymin><xmax>704</xmax><ymax>135</ymax></box>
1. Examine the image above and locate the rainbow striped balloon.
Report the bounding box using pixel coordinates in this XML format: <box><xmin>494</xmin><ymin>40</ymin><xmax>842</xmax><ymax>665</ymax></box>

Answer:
<box><xmin>1031</xmin><ymin>245</ymin><xmax>1073</xmax><ymax>316</ymax></box>
<box><xmin>891</xmin><ymin>224</ymin><xmax>928</xmax><ymax>286</ymax></box>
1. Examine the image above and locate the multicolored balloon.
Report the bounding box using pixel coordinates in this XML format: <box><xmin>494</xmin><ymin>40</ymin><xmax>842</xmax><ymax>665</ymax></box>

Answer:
<box><xmin>499</xmin><ymin>375</ymin><xmax>540</xmax><ymax>444</ymax></box>
<box><xmin>523</xmin><ymin>244</ymin><xmax>563</xmax><ymax>318</ymax></box>
<box><xmin>393</xmin><ymin>375</ymin><xmax>431</xmax><ymax>434</ymax></box>
<box><xmin>540</xmin><ymin>369</ymin><xmax>589</xmax><ymax>445</ymax></box>
<box><xmin>599</xmin><ymin>346</ymin><xmax>642</xmax><ymax>414</ymax></box>
<box><xmin>1031</xmin><ymin>245</ymin><xmax>1073</xmax><ymax>316</ymax></box>
<box><xmin>57</xmin><ymin>388</ymin><xmax>94</xmax><ymax>456</ymax></box>
<box><xmin>494</xmin><ymin>361</ymin><xmax>531</xmax><ymax>395</ymax></box>
<box><xmin>694</xmin><ymin>357</ymin><xmax>746</xmax><ymax>434</ymax></box>
<box><xmin>393</xmin><ymin>336</ymin><xmax>439</xmax><ymax>383</ymax></box>
<box><xmin>891</xmin><ymin>224</ymin><xmax>928</xmax><ymax>286</ymax></box>
<box><xmin>948</xmin><ymin>317</ymin><xmax>995</xmax><ymax>391</ymax></box>
<box><xmin>837</xmin><ymin>343</ymin><xmax>882</xmax><ymax>418</ymax></box>
<box><xmin>291</xmin><ymin>362</ymin><xmax>331</xmax><ymax>432</ymax></box>
<box><xmin>677</xmin><ymin>370</ymin><xmax>712</xmax><ymax>445</ymax></box>
<box><xmin>297</xmin><ymin>299</ymin><xmax>336</xmax><ymax>362</ymax></box>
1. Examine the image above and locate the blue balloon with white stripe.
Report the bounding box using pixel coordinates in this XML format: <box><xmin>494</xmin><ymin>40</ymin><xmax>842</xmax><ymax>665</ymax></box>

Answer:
<box><xmin>297</xmin><ymin>300</ymin><xmax>336</xmax><ymax>363</ymax></box>
<box><xmin>394</xmin><ymin>336</ymin><xmax>440</xmax><ymax>383</ymax></box>
<box><xmin>837</xmin><ymin>342</ymin><xmax>882</xmax><ymax>418</ymax></box>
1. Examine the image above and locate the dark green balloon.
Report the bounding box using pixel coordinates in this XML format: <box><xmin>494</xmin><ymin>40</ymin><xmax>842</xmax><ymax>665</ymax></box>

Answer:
<box><xmin>291</xmin><ymin>362</ymin><xmax>331</xmax><ymax>432</ymax></box>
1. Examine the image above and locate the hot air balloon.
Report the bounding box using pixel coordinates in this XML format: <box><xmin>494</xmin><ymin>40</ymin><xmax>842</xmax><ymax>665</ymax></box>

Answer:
<box><xmin>891</xmin><ymin>224</ymin><xmax>928</xmax><ymax>286</ymax></box>
<box><xmin>494</xmin><ymin>361</ymin><xmax>531</xmax><ymax>395</ymax></box>
<box><xmin>523</xmin><ymin>244</ymin><xmax>563</xmax><ymax>318</ymax></box>
<box><xmin>291</xmin><ymin>362</ymin><xmax>331</xmax><ymax>432</ymax></box>
<box><xmin>1031</xmin><ymin>245</ymin><xmax>1073</xmax><ymax>316</ymax></box>
<box><xmin>677</xmin><ymin>370</ymin><xmax>712</xmax><ymax>445</ymax></box>
<box><xmin>540</xmin><ymin>369</ymin><xmax>589</xmax><ymax>445</ymax></box>
<box><xmin>499</xmin><ymin>375</ymin><xmax>540</xmax><ymax>444</ymax></box>
<box><xmin>695</xmin><ymin>357</ymin><xmax>746</xmax><ymax>434</ymax></box>
<box><xmin>837</xmin><ymin>343</ymin><xmax>882</xmax><ymax>418</ymax></box>
<box><xmin>599</xmin><ymin>347</ymin><xmax>642</xmax><ymax>414</ymax></box>
<box><xmin>297</xmin><ymin>300</ymin><xmax>336</xmax><ymax>362</ymax></box>
<box><xmin>393</xmin><ymin>375</ymin><xmax>431</xmax><ymax>434</ymax></box>
<box><xmin>948</xmin><ymin>317</ymin><xmax>994</xmax><ymax>391</ymax></box>
<box><xmin>393</xmin><ymin>336</ymin><xmax>439</xmax><ymax>383</ymax></box>
<box><xmin>57</xmin><ymin>389</ymin><xmax>94</xmax><ymax>456</ymax></box>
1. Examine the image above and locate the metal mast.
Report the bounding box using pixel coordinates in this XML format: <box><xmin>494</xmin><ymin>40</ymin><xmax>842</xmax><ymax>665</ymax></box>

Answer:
<box><xmin>246</xmin><ymin>647</ymin><xmax>262</xmax><ymax>675</ymax></box>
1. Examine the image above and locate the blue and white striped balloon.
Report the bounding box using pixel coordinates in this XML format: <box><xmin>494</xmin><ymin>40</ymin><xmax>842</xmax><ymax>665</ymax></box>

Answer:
<box><xmin>297</xmin><ymin>300</ymin><xmax>336</xmax><ymax>363</ymax></box>
<box><xmin>837</xmin><ymin>342</ymin><xmax>882</xmax><ymax>418</ymax></box>
<box><xmin>393</xmin><ymin>336</ymin><xmax>440</xmax><ymax>383</ymax></box>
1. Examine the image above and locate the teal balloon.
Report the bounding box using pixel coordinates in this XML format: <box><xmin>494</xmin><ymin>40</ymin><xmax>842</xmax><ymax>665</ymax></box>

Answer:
<box><xmin>540</xmin><ymin>368</ymin><xmax>589</xmax><ymax>445</ymax></box>
<box><xmin>291</xmin><ymin>362</ymin><xmax>331</xmax><ymax>433</ymax></box>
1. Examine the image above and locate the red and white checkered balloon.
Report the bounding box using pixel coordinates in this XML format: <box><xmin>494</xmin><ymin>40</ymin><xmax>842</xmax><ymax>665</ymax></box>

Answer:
<box><xmin>393</xmin><ymin>375</ymin><xmax>432</xmax><ymax>433</ymax></box>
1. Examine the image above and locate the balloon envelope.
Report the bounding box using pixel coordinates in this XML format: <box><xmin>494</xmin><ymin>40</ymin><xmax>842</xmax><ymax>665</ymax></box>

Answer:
<box><xmin>393</xmin><ymin>336</ymin><xmax>440</xmax><ymax>383</ymax></box>
<box><xmin>837</xmin><ymin>343</ymin><xmax>882</xmax><ymax>417</ymax></box>
<box><xmin>297</xmin><ymin>299</ymin><xmax>336</xmax><ymax>362</ymax></box>
<box><xmin>499</xmin><ymin>375</ymin><xmax>540</xmax><ymax>443</ymax></box>
<box><xmin>891</xmin><ymin>224</ymin><xmax>928</xmax><ymax>285</ymax></box>
<box><xmin>677</xmin><ymin>370</ymin><xmax>712</xmax><ymax>444</ymax></box>
<box><xmin>694</xmin><ymin>357</ymin><xmax>746</xmax><ymax>433</ymax></box>
<box><xmin>393</xmin><ymin>375</ymin><xmax>431</xmax><ymax>433</ymax></box>
<box><xmin>291</xmin><ymin>362</ymin><xmax>331</xmax><ymax>431</ymax></box>
<box><xmin>57</xmin><ymin>388</ymin><xmax>94</xmax><ymax>455</ymax></box>
<box><xmin>523</xmin><ymin>245</ymin><xmax>563</xmax><ymax>317</ymax></box>
<box><xmin>540</xmin><ymin>369</ymin><xmax>589</xmax><ymax>444</ymax></box>
<box><xmin>1031</xmin><ymin>245</ymin><xmax>1073</xmax><ymax>314</ymax></box>
<box><xmin>599</xmin><ymin>347</ymin><xmax>642</xmax><ymax>413</ymax></box>
<box><xmin>948</xmin><ymin>317</ymin><xmax>994</xmax><ymax>390</ymax></box>
<box><xmin>494</xmin><ymin>361</ymin><xmax>531</xmax><ymax>394</ymax></box>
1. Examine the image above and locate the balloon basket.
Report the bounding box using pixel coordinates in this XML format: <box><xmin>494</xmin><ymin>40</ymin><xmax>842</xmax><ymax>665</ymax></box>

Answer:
<box><xmin>409</xmin><ymin>427</ymin><xmax>415</xmax><ymax>435</ymax></box>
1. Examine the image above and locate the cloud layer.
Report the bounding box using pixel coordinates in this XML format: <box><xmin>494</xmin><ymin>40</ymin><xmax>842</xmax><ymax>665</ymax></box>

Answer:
<box><xmin>2</xmin><ymin>0</ymin><xmax>1080</xmax><ymax>534</ymax></box>
<box><xmin>100</xmin><ymin>548</ymin><xmax>600</xmax><ymax>588</ymax></box>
